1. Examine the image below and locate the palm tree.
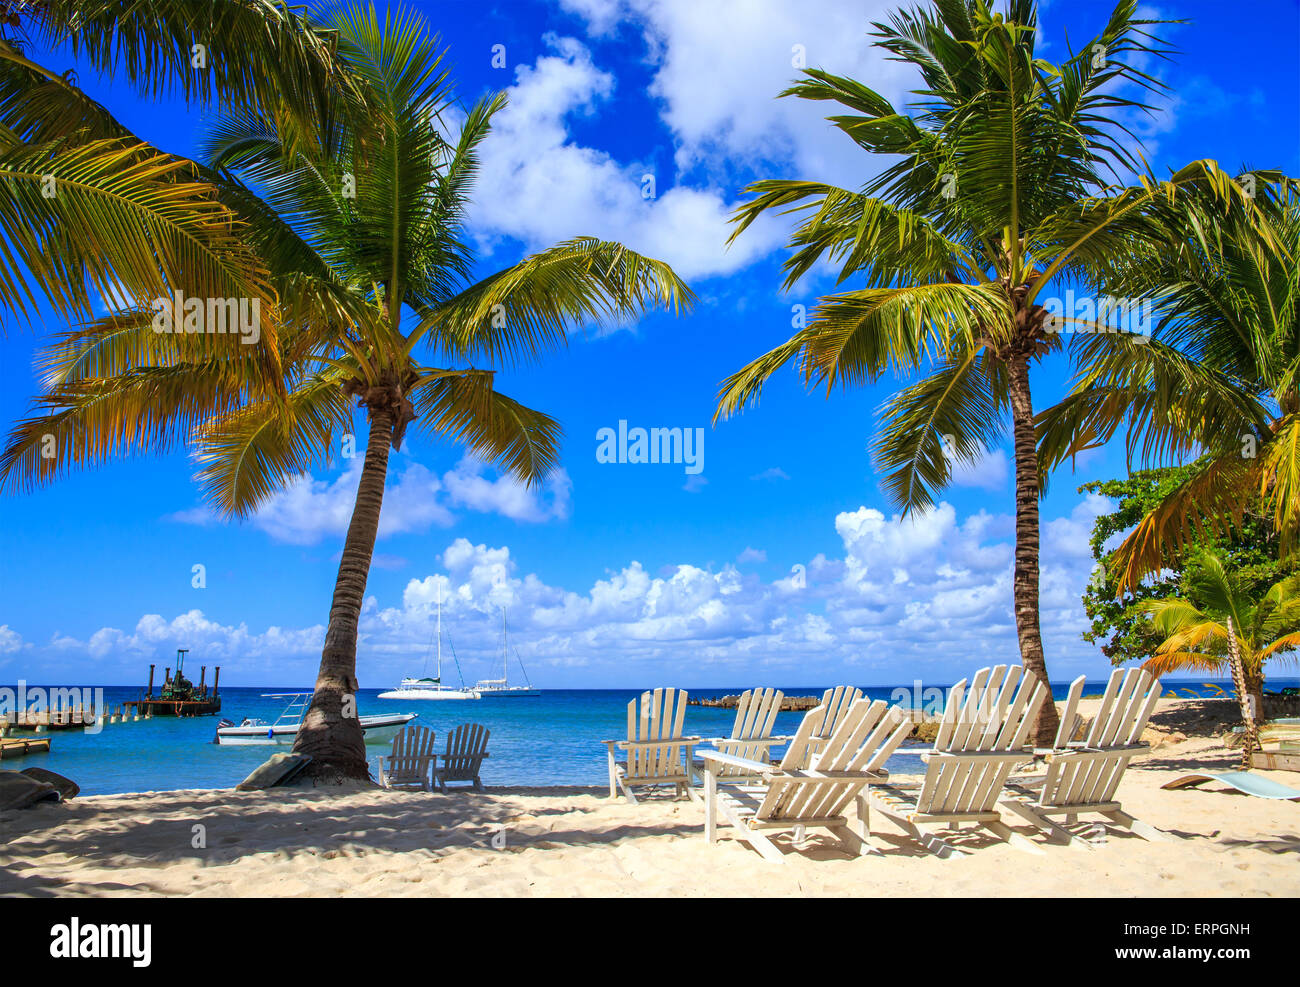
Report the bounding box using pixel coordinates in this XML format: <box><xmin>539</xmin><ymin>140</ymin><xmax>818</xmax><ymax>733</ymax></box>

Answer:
<box><xmin>1142</xmin><ymin>553</ymin><xmax>1300</xmax><ymax>715</ymax></box>
<box><xmin>0</xmin><ymin>4</ymin><xmax>692</xmax><ymax>781</ymax></box>
<box><xmin>712</xmin><ymin>0</ymin><xmax>1257</xmax><ymax>743</ymax></box>
<box><xmin>0</xmin><ymin>0</ymin><xmax>363</xmax><ymax>330</ymax></box>
<box><xmin>1040</xmin><ymin>179</ymin><xmax>1299</xmax><ymax>593</ymax></box>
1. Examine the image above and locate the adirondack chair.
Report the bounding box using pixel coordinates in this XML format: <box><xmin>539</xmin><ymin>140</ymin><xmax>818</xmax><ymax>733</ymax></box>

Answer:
<box><xmin>869</xmin><ymin>665</ymin><xmax>1047</xmax><ymax>858</ymax></box>
<box><xmin>783</xmin><ymin>686</ymin><xmax>863</xmax><ymax>769</ymax></box>
<box><xmin>1000</xmin><ymin>668</ymin><xmax>1170</xmax><ymax>846</ymax></box>
<box><xmin>374</xmin><ymin>724</ymin><xmax>437</xmax><ymax>791</ymax></box>
<box><xmin>701</xmin><ymin>698</ymin><xmax>914</xmax><ymax>863</ymax></box>
<box><xmin>431</xmin><ymin>723</ymin><xmax>490</xmax><ymax>792</ymax></box>
<box><xmin>603</xmin><ymin>688</ymin><xmax>701</xmax><ymax>804</ymax></box>
<box><xmin>698</xmin><ymin>688</ymin><xmax>785</xmax><ymax>784</ymax></box>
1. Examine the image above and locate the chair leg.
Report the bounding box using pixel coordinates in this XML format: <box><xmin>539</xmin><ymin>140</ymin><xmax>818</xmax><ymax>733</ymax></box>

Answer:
<box><xmin>705</xmin><ymin>770</ymin><xmax>717</xmax><ymax>844</ymax></box>
<box><xmin>606</xmin><ymin>746</ymin><xmax>618</xmax><ymax>799</ymax></box>
<box><xmin>872</xmin><ymin>800</ymin><xmax>965</xmax><ymax>859</ymax></box>
<box><xmin>744</xmin><ymin>827</ymin><xmax>786</xmax><ymax>864</ymax></box>
<box><xmin>1104</xmin><ymin>809</ymin><xmax>1173</xmax><ymax>842</ymax></box>
<box><xmin>1001</xmin><ymin>799</ymin><xmax>1094</xmax><ymax>850</ymax></box>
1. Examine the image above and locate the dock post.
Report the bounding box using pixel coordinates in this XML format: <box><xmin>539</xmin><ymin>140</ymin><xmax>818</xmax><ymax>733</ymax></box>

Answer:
<box><xmin>147</xmin><ymin>663</ymin><xmax>155</xmax><ymax>698</ymax></box>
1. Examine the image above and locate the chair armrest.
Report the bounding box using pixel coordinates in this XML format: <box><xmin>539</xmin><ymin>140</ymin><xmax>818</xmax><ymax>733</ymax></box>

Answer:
<box><xmin>699</xmin><ymin>750</ymin><xmax>773</xmax><ymax>775</ymax></box>
<box><xmin>610</xmin><ymin>737</ymin><xmax>702</xmax><ymax>751</ymax></box>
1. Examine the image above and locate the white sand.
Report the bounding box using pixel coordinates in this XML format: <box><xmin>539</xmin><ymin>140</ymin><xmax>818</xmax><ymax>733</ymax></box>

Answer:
<box><xmin>2</xmin><ymin>699</ymin><xmax>1298</xmax><ymax>897</ymax></box>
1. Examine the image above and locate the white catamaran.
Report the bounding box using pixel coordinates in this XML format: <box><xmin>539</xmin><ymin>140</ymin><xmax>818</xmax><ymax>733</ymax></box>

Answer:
<box><xmin>378</xmin><ymin>583</ymin><xmax>480</xmax><ymax>700</ymax></box>
<box><xmin>474</xmin><ymin>608</ymin><xmax>538</xmax><ymax>697</ymax></box>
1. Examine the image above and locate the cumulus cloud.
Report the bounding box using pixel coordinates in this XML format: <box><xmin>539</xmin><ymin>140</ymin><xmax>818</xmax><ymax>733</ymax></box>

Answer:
<box><xmin>559</xmin><ymin>0</ymin><xmax>913</xmax><ymax>186</ymax></box>
<box><xmin>169</xmin><ymin>458</ymin><xmax>570</xmax><ymax>546</ymax></box>
<box><xmin>63</xmin><ymin>497</ymin><xmax>1111</xmax><ymax>686</ymax></box>
<box><xmin>0</xmin><ymin>625</ymin><xmax>23</xmax><ymax>654</ymax></box>
<box><xmin>468</xmin><ymin>34</ymin><xmax>785</xmax><ymax>281</ymax></box>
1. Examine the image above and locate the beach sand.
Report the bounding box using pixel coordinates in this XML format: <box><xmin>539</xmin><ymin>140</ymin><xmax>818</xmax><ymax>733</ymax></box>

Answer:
<box><xmin>2</xmin><ymin>697</ymin><xmax>1297</xmax><ymax>897</ymax></box>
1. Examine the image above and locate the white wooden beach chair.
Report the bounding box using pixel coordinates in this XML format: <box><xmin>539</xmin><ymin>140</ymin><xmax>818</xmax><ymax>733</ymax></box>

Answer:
<box><xmin>782</xmin><ymin>686</ymin><xmax>863</xmax><ymax>769</ymax></box>
<box><xmin>374</xmin><ymin>724</ymin><xmax>436</xmax><ymax>791</ymax></box>
<box><xmin>698</xmin><ymin>688</ymin><xmax>785</xmax><ymax>784</ymax></box>
<box><xmin>603</xmin><ymin>688</ymin><xmax>701</xmax><ymax>804</ymax></box>
<box><xmin>1000</xmin><ymin>668</ymin><xmax>1170</xmax><ymax>846</ymax></box>
<box><xmin>869</xmin><ymin>665</ymin><xmax>1047</xmax><ymax>858</ymax></box>
<box><xmin>431</xmin><ymin>723</ymin><xmax>490</xmax><ymax>792</ymax></box>
<box><xmin>701</xmin><ymin>698</ymin><xmax>914</xmax><ymax>863</ymax></box>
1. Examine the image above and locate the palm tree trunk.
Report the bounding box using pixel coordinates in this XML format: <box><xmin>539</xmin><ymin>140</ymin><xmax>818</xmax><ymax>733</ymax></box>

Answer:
<box><xmin>1006</xmin><ymin>355</ymin><xmax>1061</xmax><ymax>746</ymax></box>
<box><xmin>292</xmin><ymin>405</ymin><xmax>394</xmax><ymax>782</ymax></box>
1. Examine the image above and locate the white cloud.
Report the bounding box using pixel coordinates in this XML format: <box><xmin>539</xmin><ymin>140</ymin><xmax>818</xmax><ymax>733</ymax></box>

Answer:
<box><xmin>951</xmin><ymin>448</ymin><xmax>1010</xmax><ymax>491</ymax></box>
<box><xmin>169</xmin><ymin>458</ymin><xmax>570</xmax><ymax>546</ymax></box>
<box><xmin>62</xmin><ymin>497</ymin><xmax>1111</xmax><ymax>685</ymax></box>
<box><xmin>750</xmin><ymin>467</ymin><xmax>790</xmax><ymax>481</ymax></box>
<box><xmin>559</xmin><ymin>0</ymin><xmax>913</xmax><ymax>187</ymax></box>
<box><xmin>469</xmin><ymin>34</ymin><xmax>786</xmax><ymax>281</ymax></box>
<box><xmin>0</xmin><ymin>625</ymin><xmax>23</xmax><ymax>654</ymax></box>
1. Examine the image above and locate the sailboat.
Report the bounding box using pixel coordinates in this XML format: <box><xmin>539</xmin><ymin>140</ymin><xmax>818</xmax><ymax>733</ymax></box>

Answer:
<box><xmin>378</xmin><ymin>583</ymin><xmax>480</xmax><ymax>700</ymax></box>
<box><xmin>474</xmin><ymin>608</ymin><xmax>539</xmax><ymax>697</ymax></box>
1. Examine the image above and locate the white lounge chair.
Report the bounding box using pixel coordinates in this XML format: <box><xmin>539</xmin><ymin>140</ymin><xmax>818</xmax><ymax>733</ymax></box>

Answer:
<box><xmin>374</xmin><ymin>724</ymin><xmax>437</xmax><ymax>791</ymax></box>
<box><xmin>780</xmin><ymin>686</ymin><xmax>863</xmax><ymax>769</ymax></box>
<box><xmin>698</xmin><ymin>688</ymin><xmax>785</xmax><ymax>784</ymax></box>
<box><xmin>1000</xmin><ymin>668</ymin><xmax>1170</xmax><ymax>845</ymax></box>
<box><xmin>431</xmin><ymin>723</ymin><xmax>490</xmax><ymax>792</ymax></box>
<box><xmin>869</xmin><ymin>665</ymin><xmax>1047</xmax><ymax>858</ymax></box>
<box><xmin>701</xmin><ymin>698</ymin><xmax>913</xmax><ymax>862</ymax></box>
<box><xmin>603</xmin><ymin>688</ymin><xmax>701</xmax><ymax>804</ymax></box>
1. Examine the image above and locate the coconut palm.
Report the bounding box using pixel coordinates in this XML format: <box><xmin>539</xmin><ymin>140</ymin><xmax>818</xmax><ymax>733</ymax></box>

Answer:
<box><xmin>0</xmin><ymin>0</ymin><xmax>363</xmax><ymax>330</ymax></box>
<box><xmin>713</xmin><ymin>0</ymin><xmax>1259</xmax><ymax>743</ymax></box>
<box><xmin>1142</xmin><ymin>553</ymin><xmax>1300</xmax><ymax>715</ymax></box>
<box><xmin>1040</xmin><ymin>179</ymin><xmax>1299</xmax><ymax>593</ymax></box>
<box><xmin>0</xmin><ymin>4</ymin><xmax>692</xmax><ymax>781</ymax></box>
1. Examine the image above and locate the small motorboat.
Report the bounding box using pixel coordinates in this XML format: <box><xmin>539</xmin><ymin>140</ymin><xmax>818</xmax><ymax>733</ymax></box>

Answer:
<box><xmin>214</xmin><ymin>693</ymin><xmax>416</xmax><ymax>746</ymax></box>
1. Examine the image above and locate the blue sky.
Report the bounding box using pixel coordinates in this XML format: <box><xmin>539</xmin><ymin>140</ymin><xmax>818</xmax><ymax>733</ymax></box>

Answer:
<box><xmin>1</xmin><ymin>0</ymin><xmax>1297</xmax><ymax>688</ymax></box>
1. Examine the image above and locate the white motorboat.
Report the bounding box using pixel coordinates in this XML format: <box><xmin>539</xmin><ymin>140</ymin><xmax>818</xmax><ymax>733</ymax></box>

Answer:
<box><xmin>474</xmin><ymin>608</ymin><xmax>539</xmax><ymax>697</ymax></box>
<box><xmin>378</xmin><ymin>583</ymin><xmax>480</xmax><ymax>701</ymax></box>
<box><xmin>214</xmin><ymin>693</ymin><xmax>416</xmax><ymax>746</ymax></box>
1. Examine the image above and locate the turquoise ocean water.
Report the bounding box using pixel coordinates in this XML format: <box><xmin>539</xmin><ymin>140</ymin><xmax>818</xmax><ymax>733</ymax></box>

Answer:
<box><xmin>4</xmin><ymin>678</ymin><xmax>1293</xmax><ymax>796</ymax></box>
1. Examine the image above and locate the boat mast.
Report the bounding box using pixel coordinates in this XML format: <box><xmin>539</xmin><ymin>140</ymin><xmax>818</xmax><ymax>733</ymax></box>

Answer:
<box><xmin>502</xmin><ymin>607</ymin><xmax>508</xmax><ymax>685</ymax></box>
<box><xmin>436</xmin><ymin>582</ymin><xmax>442</xmax><ymax>683</ymax></box>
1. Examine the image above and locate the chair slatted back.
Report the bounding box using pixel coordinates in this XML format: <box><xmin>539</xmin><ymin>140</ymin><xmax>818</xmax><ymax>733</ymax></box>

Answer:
<box><xmin>917</xmin><ymin>666</ymin><xmax>1046</xmax><ymax>816</ymax></box>
<box><xmin>385</xmin><ymin>725</ymin><xmax>436</xmax><ymax>786</ymax></box>
<box><xmin>627</xmin><ymin>688</ymin><xmax>689</xmax><ymax>780</ymax></box>
<box><xmin>1039</xmin><ymin>668</ymin><xmax>1161</xmax><ymax>808</ymax></box>
<box><xmin>757</xmin><ymin>699</ymin><xmax>913</xmax><ymax>824</ymax></box>
<box><xmin>441</xmin><ymin>723</ymin><xmax>490</xmax><ymax>781</ymax></box>
<box><xmin>715</xmin><ymin>688</ymin><xmax>784</xmax><ymax>778</ymax></box>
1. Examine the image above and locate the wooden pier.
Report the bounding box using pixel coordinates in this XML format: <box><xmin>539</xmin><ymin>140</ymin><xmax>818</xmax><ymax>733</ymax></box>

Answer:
<box><xmin>0</xmin><ymin>737</ymin><xmax>51</xmax><ymax>759</ymax></box>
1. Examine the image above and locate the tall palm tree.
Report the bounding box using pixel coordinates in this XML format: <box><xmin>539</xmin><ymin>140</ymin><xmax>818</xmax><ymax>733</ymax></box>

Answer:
<box><xmin>713</xmin><ymin>0</ymin><xmax>1257</xmax><ymax>743</ymax></box>
<box><xmin>0</xmin><ymin>4</ymin><xmax>692</xmax><ymax>781</ymax></box>
<box><xmin>0</xmin><ymin>0</ymin><xmax>364</xmax><ymax>331</ymax></box>
<box><xmin>1040</xmin><ymin>179</ymin><xmax>1299</xmax><ymax>593</ymax></box>
<box><xmin>1142</xmin><ymin>553</ymin><xmax>1300</xmax><ymax>715</ymax></box>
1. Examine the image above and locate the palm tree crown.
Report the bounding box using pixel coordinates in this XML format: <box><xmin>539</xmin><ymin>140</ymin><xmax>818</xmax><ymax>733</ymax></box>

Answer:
<box><xmin>714</xmin><ymin>0</ymin><xmax>1256</xmax><ymax>743</ymax></box>
<box><xmin>1</xmin><ymin>3</ymin><xmax>693</xmax><ymax>780</ymax></box>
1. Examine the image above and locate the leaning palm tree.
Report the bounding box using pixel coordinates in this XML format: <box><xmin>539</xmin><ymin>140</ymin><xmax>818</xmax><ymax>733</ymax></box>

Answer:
<box><xmin>0</xmin><ymin>0</ymin><xmax>364</xmax><ymax>330</ymax></box>
<box><xmin>0</xmin><ymin>4</ymin><xmax>692</xmax><ymax>781</ymax></box>
<box><xmin>1142</xmin><ymin>553</ymin><xmax>1300</xmax><ymax>716</ymax></box>
<box><xmin>713</xmin><ymin>0</ymin><xmax>1258</xmax><ymax>743</ymax></box>
<box><xmin>1040</xmin><ymin>178</ymin><xmax>1299</xmax><ymax>593</ymax></box>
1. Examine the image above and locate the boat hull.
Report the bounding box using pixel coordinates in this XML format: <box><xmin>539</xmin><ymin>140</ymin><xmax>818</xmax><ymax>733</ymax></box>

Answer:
<box><xmin>476</xmin><ymin>688</ymin><xmax>539</xmax><ymax>697</ymax></box>
<box><xmin>376</xmin><ymin>689</ymin><xmax>480</xmax><ymax>700</ymax></box>
<box><xmin>215</xmin><ymin>713</ymin><xmax>416</xmax><ymax>746</ymax></box>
